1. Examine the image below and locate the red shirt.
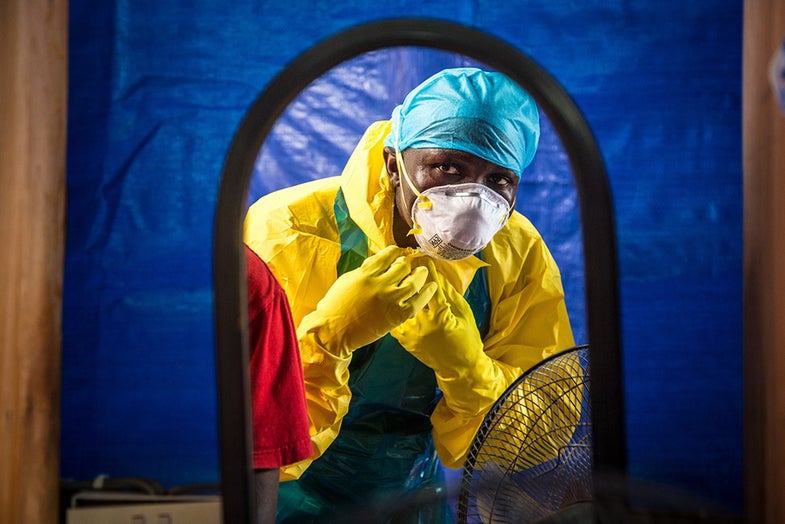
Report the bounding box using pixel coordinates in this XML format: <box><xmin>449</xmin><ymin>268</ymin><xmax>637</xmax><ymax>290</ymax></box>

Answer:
<box><xmin>246</xmin><ymin>245</ymin><xmax>313</xmax><ymax>469</ymax></box>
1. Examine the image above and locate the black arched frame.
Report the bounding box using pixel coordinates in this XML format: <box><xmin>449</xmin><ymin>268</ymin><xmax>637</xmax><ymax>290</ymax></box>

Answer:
<box><xmin>214</xmin><ymin>18</ymin><xmax>624</xmax><ymax>523</ymax></box>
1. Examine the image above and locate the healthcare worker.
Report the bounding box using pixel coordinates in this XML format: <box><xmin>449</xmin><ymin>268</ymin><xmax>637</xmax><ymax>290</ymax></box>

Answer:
<box><xmin>244</xmin><ymin>67</ymin><xmax>575</xmax><ymax>522</ymax></box>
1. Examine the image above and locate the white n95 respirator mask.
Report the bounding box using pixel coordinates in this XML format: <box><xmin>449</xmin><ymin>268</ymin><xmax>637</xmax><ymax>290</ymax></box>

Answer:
<box><xmin>409</xmin><ymin>182</ymin><xmax>511</xmax><ymax>261</ymax></box>
<box><xmin>395</xmin><ymin>149</ymin><xmax>512</xmax><ymax>261</ymax></box>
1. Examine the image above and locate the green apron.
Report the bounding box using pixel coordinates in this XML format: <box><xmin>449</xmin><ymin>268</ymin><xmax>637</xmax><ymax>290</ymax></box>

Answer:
<box><xmin>276</xmin><ymin>189</ymin><xmax>490</xmax><ymax>523</ymax></box>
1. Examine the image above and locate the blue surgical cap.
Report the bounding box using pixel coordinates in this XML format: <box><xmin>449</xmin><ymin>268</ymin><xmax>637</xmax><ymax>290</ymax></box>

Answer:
<box><xmin>384</xmin><ymin>67</ymin><xmax>540</xmax><ymax>175</ymax></box>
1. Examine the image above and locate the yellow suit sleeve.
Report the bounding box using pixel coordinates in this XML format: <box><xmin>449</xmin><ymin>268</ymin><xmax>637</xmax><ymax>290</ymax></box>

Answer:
<box><xmin>429</xmin><ymin>231</ymin><xmax>576</xmax><ymax>469</ymax></box>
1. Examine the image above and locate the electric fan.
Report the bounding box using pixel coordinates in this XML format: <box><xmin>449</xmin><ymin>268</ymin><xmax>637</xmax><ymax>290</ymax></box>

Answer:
<box><xmin>457</xmin><ymin>345</ymin><xmax>593</xmax><ymax>524</ymax></box>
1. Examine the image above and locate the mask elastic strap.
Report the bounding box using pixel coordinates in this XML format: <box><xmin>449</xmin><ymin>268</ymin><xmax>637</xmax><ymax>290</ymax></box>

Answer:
<box><xmin>394</xmin><ymin>125</ymin><xmax>430</xmax><ymax>236</ymax></box>
<box><xmin>501</xmin><ymin>195</ymin><xmax>516</xmax><ymax>225</ymax></box>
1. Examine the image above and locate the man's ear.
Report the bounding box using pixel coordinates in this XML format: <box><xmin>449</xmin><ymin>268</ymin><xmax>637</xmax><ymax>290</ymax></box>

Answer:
<box><xmin>383</xmin><ymin>146</ymin><xmax>399</xmax><ymax>186</ymax></box>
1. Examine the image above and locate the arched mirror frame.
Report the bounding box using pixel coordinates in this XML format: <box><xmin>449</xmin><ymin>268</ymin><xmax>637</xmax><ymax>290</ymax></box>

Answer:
<box><xmin>214</xmin><ymin>18</ymin><xmax>624</xmax><ymax>523</ymax></box>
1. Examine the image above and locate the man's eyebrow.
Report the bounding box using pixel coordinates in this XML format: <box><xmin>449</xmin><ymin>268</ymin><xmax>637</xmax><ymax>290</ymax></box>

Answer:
<box><xmin>423</xmin><ymin>149</ymin><xmax>473</xmax><ymax>160</ymax></box>
<box><xmin>421</xmin><ymin>149</ymin><xmax>517</xmax><ymax>175</ymax></box>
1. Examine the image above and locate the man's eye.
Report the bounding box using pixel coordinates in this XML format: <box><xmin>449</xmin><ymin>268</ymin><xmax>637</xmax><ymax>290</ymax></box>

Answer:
<box><xmin>490</xmin><ymin>174</ymin><xmax>512</xmax><ymax>186</ymax></box>
<box><xmin>437</xmin><ymin>163</ymin><xmax>460</xmax><ymax>175</ymax></box>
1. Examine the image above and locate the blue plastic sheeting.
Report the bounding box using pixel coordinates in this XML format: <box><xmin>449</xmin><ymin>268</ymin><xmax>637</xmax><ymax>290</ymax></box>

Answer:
<box><xmin>63</xmin><ymin>0</ymin><xmax>743</xmax><ymax>512</ymax></box>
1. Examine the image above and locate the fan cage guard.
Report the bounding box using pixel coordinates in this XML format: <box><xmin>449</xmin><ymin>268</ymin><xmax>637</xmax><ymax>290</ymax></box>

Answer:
<box><xmin>457</xmin><ymin>345</ymin><xmax>592</xmax><ymax>524</ymax></box>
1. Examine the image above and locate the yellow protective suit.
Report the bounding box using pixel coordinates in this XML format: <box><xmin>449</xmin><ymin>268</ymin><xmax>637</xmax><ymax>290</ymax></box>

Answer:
<box><xmin>244</xmin><ymin>120</ymin><xmax>575</xmax><ymax>481</ymax></box>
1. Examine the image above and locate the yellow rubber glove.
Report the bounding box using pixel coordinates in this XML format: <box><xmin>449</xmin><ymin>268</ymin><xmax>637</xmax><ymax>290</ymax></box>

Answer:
<box><xmin>297</xmin><ymin>245</ymin><xmax>437</xmax><ymax>358</ymax></box>
<box><xmin>390</xmin><ymin>261</ymin><xmax>508</xmax><ymax>416</ymax></box>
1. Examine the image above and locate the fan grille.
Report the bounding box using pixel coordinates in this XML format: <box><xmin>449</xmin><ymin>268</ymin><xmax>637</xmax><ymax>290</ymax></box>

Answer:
<box><xmin>457</xmin><ymin>345</ymin><xmax>592</xmax><ymax>524</ymax></box>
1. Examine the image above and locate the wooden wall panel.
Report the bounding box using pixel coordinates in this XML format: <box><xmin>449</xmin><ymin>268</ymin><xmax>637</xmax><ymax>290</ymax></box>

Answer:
<box><xmin>0</xmin><ymin>0</ymin><xmax>68</xmax><ymax>522</ymax></box>
<box><xmin>743</xmin><ymin>1</ymin><xmax>785</xmax><ymax>523</ymax></box>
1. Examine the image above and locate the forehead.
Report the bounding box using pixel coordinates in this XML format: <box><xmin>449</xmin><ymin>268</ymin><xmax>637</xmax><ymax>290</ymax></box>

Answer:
<box><xmin>405</xmin><ymin>148</ymin><xmax>519</xmax><ymax>177</ymax></box>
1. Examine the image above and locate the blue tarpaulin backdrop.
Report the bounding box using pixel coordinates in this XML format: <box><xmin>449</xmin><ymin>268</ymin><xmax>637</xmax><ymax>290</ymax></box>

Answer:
<box><xmin>62</xmin><ymin>0</ymin><xmax>743</xmax><ymax>513</ymax></box>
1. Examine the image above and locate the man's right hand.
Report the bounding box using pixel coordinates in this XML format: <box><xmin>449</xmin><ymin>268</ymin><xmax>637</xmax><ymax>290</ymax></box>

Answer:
<box><xmin>296</xmin><ymin>245</ymin><xmax>437</xmax><ymax>357</ymax></box>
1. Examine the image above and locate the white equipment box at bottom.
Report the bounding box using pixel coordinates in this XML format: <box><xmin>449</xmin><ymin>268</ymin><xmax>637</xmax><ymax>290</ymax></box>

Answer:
<box><xmin>66</xmin><ymin>493</ymin><xmax>221</xmax><ymax>524</ymax></box>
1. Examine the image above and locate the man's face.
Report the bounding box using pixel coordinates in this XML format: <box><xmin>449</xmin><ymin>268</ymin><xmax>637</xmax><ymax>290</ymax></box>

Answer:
<box><xmin>384</xmin><ymin>146</ymin><xmax>519</xmax><ymax>229</ymax></box>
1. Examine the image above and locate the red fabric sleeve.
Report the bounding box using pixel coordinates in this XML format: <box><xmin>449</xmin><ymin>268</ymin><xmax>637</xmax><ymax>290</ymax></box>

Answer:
<box><xmin>246</xmin><ymin>245</ymin><xmax>313</xmax><ymax>469</ymax></box>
